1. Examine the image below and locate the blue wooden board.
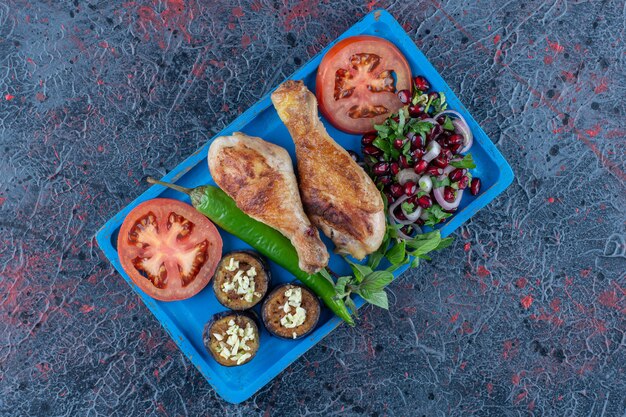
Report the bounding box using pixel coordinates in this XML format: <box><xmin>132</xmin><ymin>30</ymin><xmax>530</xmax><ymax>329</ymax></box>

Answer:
<box><xmin>95</xmin><ymin>9</ymin><xmax>514</xmax><ymax>404</ymax></box>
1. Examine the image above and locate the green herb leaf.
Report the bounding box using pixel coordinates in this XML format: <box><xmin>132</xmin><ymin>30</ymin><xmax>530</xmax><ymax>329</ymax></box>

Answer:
<box><xmin>432</xmin><ymin>176</ymin><xmax>450</xmax><ymax>188</ymax></box>
<box><xmin>334</xmin><ymin>276</ymin><xmax>351</xmax><ymax>296</ymax></box>
<box><xmin>435</xmin><ymin>237</ymin><xmax>454</xmax><ymax>251</ymax></box>
<box><xmin>442</xmin><ymin>116</ymin><xmax>454</xmax><ymax>131</ymax></box>
<box><xmin>345</xmin><ymin>296</ymin><xmax>359</xmax><ymax>318</ymax></box>
<box><xmin>373</xmin><ymin>138</ymin><xmax>391</xmax><ymax>155</ymax></box>
<box><xmin>410</xmin><ymin>257</ymin><xmax>420</xmax><ymax>268</ymax></box>
<box><xmin>450</xmin><ymin>153</ymin><xmax>476</xmax><ymax>169</ymax></box>
<box><xmin>386</xmin><ymin>240</ymin><xmax>406</xmax><ymax>265</ymax></box>
<box><xmin>360</xmin><ymin>270</ymin><xmax>394</xmax><ymax>292</ymax></box>
<box><xmin>433</xmin><ymin>92</ymin><xmax>447</xmax><ymax>113</ymax></box>
<box><xmin>423</xmin><ymin>205</ymin><xmax>453</xmax><ymax>227</ymax></box>
<box><xmin>318</xmin><ymin>268</ymin><xmax>335</xmax><ymax>286</ymax></box>
<box><xmin>406</xmin><ymin>236</ymin><xmax>441</xmax><ymax>256</ymax></box>
<box><xmin>358</xmin><ymin>289</ymin><xmax>389</xmax><ymax>309</ymax></box>
<box><xmin>367</xmin><ymin>251</ymin><xmax>385</xmax><ymax>270</ymax></box>
<box><xmin>401</xmin><ymin>201</ymin><xmax>415</xmax><ymax>214</ymax></box>
<box><xmin>374</xmin><ymin>124</ymin><xmax>389</xmax><ymax>134</ymax></box>
<box><xmin>345</xmin><ymin>258</ymin><xmax>373</xmax><ymax>283</ymax></box>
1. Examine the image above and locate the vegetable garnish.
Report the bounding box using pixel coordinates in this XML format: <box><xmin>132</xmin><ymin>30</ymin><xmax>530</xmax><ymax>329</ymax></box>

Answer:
<box><xmin>360</xmin><ymin>75</ymin><xmax>481</xmax><ymax>240</ymax></box>
<box><xmin>331</xmin><ymin>230</ymin><xmax>452</xmax><ymax>311</ymax></box>
<box><xmin>147</xmin><ymin>178</ymin><xmax>355</xmax><ymax>325</ymax></box>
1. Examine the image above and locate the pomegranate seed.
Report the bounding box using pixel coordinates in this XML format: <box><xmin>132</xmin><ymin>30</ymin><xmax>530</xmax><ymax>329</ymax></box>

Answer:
<box><xmin>393</xmin><ymin>139</ymin><xmax>404</xmax><ymax>150</ymax></box>
<box><xmin>448</xmin><ymin>134</ymin><xmax>463</xmax><ymax>145</ymax></box>
<box><xmin>432</xmin><ymin>155</ymin><xmax>449</xmax><ymax>168</ymax></box>
<box><xmin>384</xmin><ymin>191</ymin><xmax>395</xmax><ymax>204</ymax></box>
<box><xmin>413</xmin><ymin>75</ymin><xmax>430</xmax><ymax>91</ymax></box>
<box><xmin>439</xmin><ymin>136</ymin><xmax>450</xmax><ymax>147</ymax></box>
<box><xmin>443</xmin><ymin>186</ymin><xmax>456</xmax><ymax>202</ymax></box>
<box><xmin>414</xmin><ymin>160</ymin><xmax>429</xmax><ymax>175</ymax></box>
<box><xmin>427</xmin><ymin>124</ymin><xmax>443</xmax><ymax>141</ymax></box>
<box><xmin>450</xmin><ymin>143</ymin><xmax>462</xmax><ymax>153</ymax></box>
<box><xmin>408</xmin><ymin>104</ymin><xmax>424</xmax><ymax>118</ymax></box>
<box><xmin>415</xmin><ymin>218</ymin><xmax>425</xmax><ymax>226</ymax></box>
<box><xmin>428</xmin><ymin>92</ymin><xmax>439</xmax><ymax>101</ymax></box>
<box><xmin>458</xmin><ymin>175</ymin><xmax>469</xmax><ymax>190</ymax></box>
<box><xmin>441</xmin><ymin>148</ymin><xmax>453</xmax><ymax>160</ymax></box>
<box><xmin>363</xmin><ymin>145</ymin><xmax>382</xmax><ymax>156</ymax></box>
<box><xmin>449</xmin><ymin>168</ymin><xmax>464</xmax><ymax>182</ymax></box>
<box><xmin>347</xmin><ymin>150</ymin><xmax>360</xmax><ymax>163</ymax></box>
<box><xmin>390</xmin><ymin>183</ymin><xmax>404</xmax><ymax>198</ymax></box>
<box><xmin>411</xmin><ymin>148</ymin><xmax>425</xmax><ymax>160</ymax></box>
<box><xmin>399</xmin><ymin>155</ymin><xmax>411</xmax><ymax>168</ymax></box>
<box><xmin>417</xmin><ymin>195</ymin><xmax>432</xmax><ymax>209</ymax></box>
<box><xmin>372</xmin><ymin>162</ymin><xmax>389</xmax><ymax>175</ymax></box>
<box><xmin>395</xmin><ymin>210</ymin><xmax>407</xmax><ymax>221</ymax></box>
<box><xmin>411</xmin><ymin>134</ymin><xmax>425</xmax><ymax>149</ymax></box>
<box><xmin>436</xmin><ymin>115</ymin><xmax>446</xmax><ymax>124</ymax></box>
<box><xmin>470</xmin><ymin>178</ymin><xmax>481</xmax><ymax>195</ymax></box>
<box><xmin>404</xmin><ymin>181</ymin><xmax>417</xmax><ymax>196</ymax></box>
<box><xmin>400</xmin><ymin>225</ymin><xmax>413</xmax><ymax>235</ymax></box>
<box><xmin>393</xmin><ymin>116</ymin><xmax>400</xmax><ymax>123</ymax></box>
<box><xmin>390</xmin><ymin>162</ymin><xmax>400</xmax><ymax>175</ymax></box>
<box><xmin>397</xmin><ymin>89</ymin><xmax>411</xmax><ymax>104</ymax></box>
<box><xmin>426</xmin><ymin>165</ymin><xmax>442</xmax><ymax>176</ymax></box>
<box><xmin>361</xmin><ymin>133</ymin><xmax>376</xmax><ymax>146</ymax></box>
<box><xmin>377</xmin><ymin>175</ymin><xmax>392</xmax><ymax>186</ymax></box>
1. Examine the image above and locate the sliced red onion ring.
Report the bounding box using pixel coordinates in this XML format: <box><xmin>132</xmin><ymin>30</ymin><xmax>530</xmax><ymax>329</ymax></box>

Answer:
<box><xmin>423</xmin><ymin>140</ymin><xmax>441</xmax><ymax>162</ymax></box>
<box><xmin>397</xmin><ymin>168</ymin><xmax>420</xmax><ymax>185</ymax></box>
<box><xmin>418</xmin><ymin>175</ymin><xmax>432</xmax><ymax>193</ymax></box>
<box><xmin>402</xmin><ymin>204</ymin><xmax>422</xmax><ymax>223</ymax></box>
<box><xmin>433</xmin><ymin>166</ymin><xmax>463</xmax><ymax>210</ymax></box>
<box><xmin>434</xmin><ymin>187</ymin><xmax>464</xmax><ymax>211</ymax></box>
<box><xmin>434</xmin><ymin>110</ymin><xmax>473</xmax><ymax>153</ymax></box>
<box><xmin>388</xmin><ymin>195</ymin><xmax>414</xmax><ymax>225</ymax></box>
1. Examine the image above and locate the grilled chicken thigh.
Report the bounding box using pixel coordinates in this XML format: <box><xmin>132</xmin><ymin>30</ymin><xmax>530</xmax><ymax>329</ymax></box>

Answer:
<box><xmin>271</xmin><ymin>80</ymin><xmax>385</xmax><ymax>259</ymax></box>
<box><xmin>208</xmin><ymin>132</ymin><xmax>329</xmax><ymax>274</ymax></box>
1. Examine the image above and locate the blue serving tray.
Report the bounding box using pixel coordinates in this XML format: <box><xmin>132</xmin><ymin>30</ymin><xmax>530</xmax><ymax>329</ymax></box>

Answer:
<box><xmin>96</xmin><ymin>9</ymin><xmax>513</xmax><ymax>404</ymax></box>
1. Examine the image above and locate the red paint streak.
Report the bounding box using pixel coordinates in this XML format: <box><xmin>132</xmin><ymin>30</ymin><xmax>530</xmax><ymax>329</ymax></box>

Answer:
<box><xmin>96</xmin><ymin>79</ymin><xmax>104</xmax><ymax>85</ymax></box>
<box><xmin>547</xmin><ymin>197</ymin><xmax>555</xmax><ymax>203</ymax></box>
<box><xmin>598</xmin><ymin>289</ymin><xmax>619</xmax><ymax>309</ymax></box>
<box><xmin>463</xmin><ymin>242</ymin><xmax>471</xmax><ymax>251</ymax></box>
<box><xmin>585</xmin><ymin>124</ymin><xmax>601</xmax><ymax>137</ymax></box>
<box><xmin>241</xmin><ymin>34</ymin><xmax>251</xmax><ymax>48</ymax></box>
<box><xmin>594</xmin><ymin>78</ymin><xmax>609</xmax><ymax>94</ymax></box>
<box><xmin>232</xmin><ymin>6</ymin><xmax>244</xmax><ymax>17</ymax></box>
<box><xmin>450</xmin><ymin>312</ymin><xmax>459</xmax><ymax>323</ymax></box>
<box><xmin>251</xmin><ymin>1</ymin><xmax>262</xmax><ymax>12</ymax></box>
<box><xmin>191</xmin><ymin>61</ymin><xmax>207</xmax><ymax>78</ymax></box>
<box><xmin>543</xmin><ymin>55</ymin><xmax>553</xmax><ymax>65</ymax></box>
<box><xmin>80</xmin><ymin>304</ymin><xmax>95</xmax><ymax>313</ymax></box>
<box><xmin>511</xmin><ymin>373</ymin><xmax>520</xmax><ymax>385</ymax></box>
<box><xmin>477</xmin><ymin>265</ymin><xmax>490</xmax><ymax>277</ymax></box>
<box><xmin>486</xmin><ymin>382</ymin><xmax>493</xmax><ymax>394</ymax></box>
<box><xmin>516</xmin><ymin>277</ymin><xmax>528</xmax><ymax>289</ymax></box>
<box><xmin>459</xmin><ymin>361</ymin><xmax>467</xmax><ymax>370</ymax></box>
<box><xmin>5</xmin><ymin>93</ymin><xmax>15</xmax><ymax>101</ymax></box>
<box><xmin>281</xmin><ymin>0</ymin><xmax>320</xmax><ymax>31</ymax></box>
<box><xmin>514</xmin><ymin>390</ymin><xmax>528</xmax><ymax>404</ymax></box>
<box><xmin>502</xmin><ymin>339</ymin><xmax>518</xmax><ymax>359</ymax></box>
<box><xmin>35</xmin><ymin>362</ymin><xmax>52</xmax><ymax>376</ymax></box>
<box><xmin>0</xmin><ymin>197</ymin><xmax>5</xmax><ymax>206</ymax></box>
<box><xmin>35</xmin><ymin>92</ymin><xmax>46</xmax><ymax>102</ymax></box>
<box><xmin>132</xmin><ymin>0</ymin><xmax>195</xmax><ymax>47</ymax></box>
<box><xmin>493</xmin><ymin>34</ymin><xmax>501</xmax><ymax>44</ymax></box>
<box><xmin>547</xmin><ymin>39</ymin><xmax>564</xmax><ymax>53</ymax></box>
<box><xmin>528</xmin><ymin>400</ymin><xmax>535</xmax><ymax>411</ymax></box>
<box><xmin>366</xmin><ymin>0</ymin><xmax>379</xmax><ymax>11</ymax></box>
<box><xmin>520</xmin><ymin>295</ymin><xmax>533</xmax><ymax>309</ymax></box>
<box><xmin>580</xmin><ymin>268</ymin><xmax>592</xmax><ymax>278</ymax></box>
<box><xmin>550</xmin><ymin>298</ymin><xmax>561</xmax><ymax>312</ymax></box>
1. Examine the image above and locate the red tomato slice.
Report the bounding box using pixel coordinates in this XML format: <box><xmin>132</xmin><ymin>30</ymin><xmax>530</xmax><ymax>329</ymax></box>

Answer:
<box><xmin>117</xmin><ymin>198</ymin><xmax>222</xmax><ymax>301</ymax></box>
<box><xmin>316</xmin><ymin>36</ymin><xmax>412</xmax><ymax>134</ymax></box>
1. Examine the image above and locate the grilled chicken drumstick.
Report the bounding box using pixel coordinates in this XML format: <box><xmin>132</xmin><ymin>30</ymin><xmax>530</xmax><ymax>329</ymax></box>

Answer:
<box><xmin>271</xmin><ymin>80</ymin><xmax>385</xmax><ymax>259</ymax></box>
<box><xmin>208</xmin><ymin>132</ymin><xmax>329</xmax><ymax>274</ymax></box>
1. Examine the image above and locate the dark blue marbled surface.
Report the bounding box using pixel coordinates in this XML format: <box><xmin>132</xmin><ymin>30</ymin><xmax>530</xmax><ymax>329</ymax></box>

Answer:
<box><xmin>1</xmin><ymin>1</ymin><xmax>625</xmax><ymax>416</ymax></box>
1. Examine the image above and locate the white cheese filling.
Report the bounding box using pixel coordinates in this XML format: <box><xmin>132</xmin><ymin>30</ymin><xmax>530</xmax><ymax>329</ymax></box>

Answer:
<box><xmin>221</xmin><ymin>258</ymin><xmax>260</xmax><ymax>303</ymax></box>
<box><xmin>213</xmin><ymin>319</ymin><xmax>256</xmax><ymax>364</ymax></box>
<box><xmin>280</xmin><ymin>287</ymin><xmax>307</xmax><ymax>329</ymax></box>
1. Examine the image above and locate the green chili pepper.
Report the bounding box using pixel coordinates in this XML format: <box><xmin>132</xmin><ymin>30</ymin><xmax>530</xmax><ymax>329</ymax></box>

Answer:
<box><xmin>147</xmin><ymin>178</ymin><xmax>355</xmax><ymax>326</ymax></box>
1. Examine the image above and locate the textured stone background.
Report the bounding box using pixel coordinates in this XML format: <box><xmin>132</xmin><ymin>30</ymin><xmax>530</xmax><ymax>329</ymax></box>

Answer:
<box><xmin>1</xmin><ymin>0</ymin><xmax>625</xmax><ymax>416</ymax></box>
